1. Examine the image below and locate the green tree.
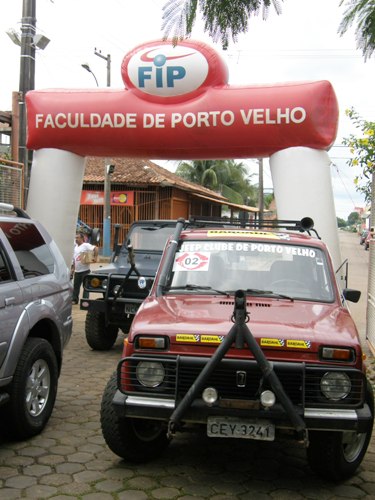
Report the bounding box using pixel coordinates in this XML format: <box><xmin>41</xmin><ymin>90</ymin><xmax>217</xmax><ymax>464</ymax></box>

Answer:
<box><xmin>342</xmin><ymin>108</ymin><xmax>375</xmax><ymax>203</ymax></box>
<box><xmin>175</xmin><ymin>159</ymin><xmax>258</xmax><ymax>204</ymax></box>
<box><xmin>337</xmin><ymin>217</ymin><xmax>347</xmax><ymax>228</ymax></box>
<box><xmin>264</xmin><ymin>192</ymin><xmax>274</xmax><ymax>210</ymax></box>
<box><xmin>347</xmin><ymin>210</ymin><xmax>361</xmax><ymax>226</ymax></box>
<box><xmin>338</xmin><ymin>0</ymin><xmax>375</xmax><ymax>61</ymax></box>
<box><xmin>162</xmin><ymin>0</ymin><xmax>375</xmax><ymax>60</ymax></box>
<box><xmin>162</xmin><ymin>0</ymin><xmax>283</xmax><ymax>48</ymax></box>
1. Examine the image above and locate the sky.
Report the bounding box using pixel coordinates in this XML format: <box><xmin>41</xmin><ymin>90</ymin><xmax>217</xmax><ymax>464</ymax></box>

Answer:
<box><xmin>1</xmin><ymin>0</ymin><xmax>374</xmax><ymax>220</ymax></box>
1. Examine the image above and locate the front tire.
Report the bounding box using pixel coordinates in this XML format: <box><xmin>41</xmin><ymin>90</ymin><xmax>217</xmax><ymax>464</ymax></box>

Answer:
<box><xmin>101</xmin><ymin>372</ymin><xmax>170</xmax><ymax>462</ymax></box>
<box><xmin>307</xmin><ymin>382</ymin><xmax>374</xmax><ymax>480</ymax></box>
<box><xmin>85</xmin><ymin>309</ymin><xmax>118</xmax><ymax>350</ymax></box>
<box><xmin>3</xmin><ymin>338</ymin><xmax>58</xmax><ymax>440</ymax></box>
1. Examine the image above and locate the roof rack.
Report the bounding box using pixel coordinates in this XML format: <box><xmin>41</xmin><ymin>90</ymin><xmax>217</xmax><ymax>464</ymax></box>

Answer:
<box><xmin>0</xmin><ymin>203</ymin><xmax>30</xmax><ymax>219</ymax></box>
<box><xmin>188</xmin><ymin>216</ymin><xmax>320</xmax><ymax>239</ymax></box>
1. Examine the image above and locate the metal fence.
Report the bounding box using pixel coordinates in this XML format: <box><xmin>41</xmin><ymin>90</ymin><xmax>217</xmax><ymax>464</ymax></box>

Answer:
<box><xmin>0</xmin><ymin>159</ymin><xmax>24</xmax><ymax>207</ymax></box>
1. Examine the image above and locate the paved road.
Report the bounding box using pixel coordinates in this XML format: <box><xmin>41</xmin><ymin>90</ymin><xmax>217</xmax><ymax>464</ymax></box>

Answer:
<box><xmin>1</xmin><ymin>231</ymin><xmax>375</xmax><ymax>499</ymax></box>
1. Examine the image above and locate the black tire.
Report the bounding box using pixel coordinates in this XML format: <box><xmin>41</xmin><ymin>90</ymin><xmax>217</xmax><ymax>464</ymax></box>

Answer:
<box><xmin>120</xmin><ymin>316</ymin><xmax>133</xmax><ymax>335</ymax></box>
<box><xmin>101</xmin><ymin>372</ymin><xmax>170</xmax><ymax>462</ymax></box>
<box><xmin>3</xmin><ymin>338</ymin><xmax>58</xmax><ymax>440</ymax></box>
<box><xmin>85</xmin><ymin>309</ymin><xmax>118</xmax><ymax>350</ymax></box>
<box><xmin>90</xmin><ymin>228</ymin><xmax>101</xmax><ymax>245</ymax></box>
<box><xmin>307</xmin><ymin>381</ymin><xmax>374</xmax><ymax>480</ymax></box>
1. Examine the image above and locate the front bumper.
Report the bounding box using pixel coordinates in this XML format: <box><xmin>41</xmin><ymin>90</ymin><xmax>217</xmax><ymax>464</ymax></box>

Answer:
<box><xmin>112</xmin><ymin>390</ymin><xmax>373</xmax><ymax>434</ymax></box>
<box><xmin>114</xmin><ymin>354</ymin><xmax>373</xmax><ymax>436</ymax></box>
<box><xmin>80</xmin><ymin>296</ymin><xmax>142</xmax><ymax>315</ymax></box>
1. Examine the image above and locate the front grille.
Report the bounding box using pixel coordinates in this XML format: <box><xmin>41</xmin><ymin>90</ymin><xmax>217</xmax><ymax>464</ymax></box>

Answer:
<box><xmin>106</xmin><ymin>274</ymin><xmax>153</xmax><ymax>300</ymax></box>
<box><xmin>176</xmin><ymin>358</ymin><xmax>303</xmax><ymax>403</ymax></box>
<box><xmin>118</xmin><ymin>355</ymin><xmax>366</xmax><ymax>410</ymax></box>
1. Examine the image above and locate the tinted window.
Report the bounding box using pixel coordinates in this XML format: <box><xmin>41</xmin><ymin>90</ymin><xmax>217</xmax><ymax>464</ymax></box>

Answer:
<box><xmin>0</xmin><ymin>221</ymin><xmax>54</xmax><ymax>278</ymax></box>
<box><xmin>0</xmin><ymin>244</ymin><xmax>12</xmax><ymax>282</ymax></box>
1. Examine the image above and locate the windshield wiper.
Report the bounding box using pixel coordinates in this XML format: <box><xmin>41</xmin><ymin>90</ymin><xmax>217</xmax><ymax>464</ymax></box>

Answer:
<box><xmin>163</xmin><ymin>284</ymin><xmax>229</xmax><ymax>296</ymax></box>
<box><xmin>245</xmin><ymin>288</ymin><xmax>294</xmax><ymax>302</ymax></box>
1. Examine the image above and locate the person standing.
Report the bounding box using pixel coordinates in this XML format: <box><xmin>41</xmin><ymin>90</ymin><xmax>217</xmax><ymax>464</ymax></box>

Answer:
<box><xmin>71</xmin><ymin>232</ymin><xmax>98</xmax><ymax>304</ymax></box>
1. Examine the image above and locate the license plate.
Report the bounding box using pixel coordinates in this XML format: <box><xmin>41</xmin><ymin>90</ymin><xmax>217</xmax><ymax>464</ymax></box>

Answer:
<box><xmin>124</xmin><ymin>304</ymin><xmax>139</xmax><ymax>315</ymax></box>
<box><xmin>207</xmin><ymin>417</ymin><xmax>275</xmax><ymax>441</ymax></box>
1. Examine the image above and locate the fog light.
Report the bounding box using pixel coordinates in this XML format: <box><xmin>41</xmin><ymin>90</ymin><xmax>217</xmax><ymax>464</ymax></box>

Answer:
<box><xmin>202</xmin><ymin>387</ymin><xmax>218</xmax><ymax>406</ymax></box>
<box><xmin>260</xmin><ymin>390</ymin><xmax>276</xmax><ymax>408</ymax></box>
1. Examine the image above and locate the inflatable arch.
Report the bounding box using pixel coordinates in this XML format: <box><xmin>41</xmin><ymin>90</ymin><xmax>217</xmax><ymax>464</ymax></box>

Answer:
<box><xmin>26</xmin><ymin>39</ymin><xmax>340</xmax><ymax>272</ymax></box>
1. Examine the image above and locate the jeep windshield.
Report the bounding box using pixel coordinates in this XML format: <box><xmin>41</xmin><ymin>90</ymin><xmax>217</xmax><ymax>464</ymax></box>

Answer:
<box><xmin>120</xmin><ymin>225</ymin><xmax>175</xmax><ymax>253</ymax></box>
<box><xmin>165</xmin><ymin>239</ymin><xmax>335</xmax><ymax>302</ymax></box>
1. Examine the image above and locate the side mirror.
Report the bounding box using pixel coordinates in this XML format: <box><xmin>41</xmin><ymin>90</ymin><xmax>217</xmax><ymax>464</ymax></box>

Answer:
<box><xmin>343</xmin><ymin>288</ymin><xmax>361</xmax><ymax>303</ymax></box>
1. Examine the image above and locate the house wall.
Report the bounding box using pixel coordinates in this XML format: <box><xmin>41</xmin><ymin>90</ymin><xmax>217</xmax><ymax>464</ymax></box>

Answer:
<box><xmin>78</xmin><ymin>184</ymin><xmax>221</xmax><ymax>247</ymax></box>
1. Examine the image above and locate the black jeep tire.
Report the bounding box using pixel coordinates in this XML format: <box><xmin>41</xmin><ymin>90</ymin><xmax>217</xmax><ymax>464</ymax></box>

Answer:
<box><xmin>85</xmin><ymin>309</ymin><xmax>118</xmax><ymax>350</ymax></box>
<box><xmin>101</xmin><ymin>372</ymin><xmax>170</xmax><ymax>462</ymax></box>
<box><xmin>90</xmin><ymin>228</ymin><xmax>101</xmax><ymax>245</ymax></box>
<box><xmin>307</xmin><ymin>381</ymin><xmax>374</xmax><ymax>480</ymax></box>
<box><xmin>120</xmin><ymin>316</ymin><xmax>133</xmax><ymax>335</ymax></box>
<box><xmin>3</xmin><ymin>338</ymin><xmax>58</xmax><ymax>440</ymax></box>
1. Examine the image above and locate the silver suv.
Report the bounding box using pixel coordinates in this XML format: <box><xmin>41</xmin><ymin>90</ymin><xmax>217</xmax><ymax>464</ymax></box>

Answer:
<box><xmin>0</xmin><ymin>203</ymin><xmax>73</xmax><ymax>439</ymax></box>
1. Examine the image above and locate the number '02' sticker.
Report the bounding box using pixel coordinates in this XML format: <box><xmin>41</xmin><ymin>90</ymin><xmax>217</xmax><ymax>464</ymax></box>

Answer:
<box><xmin>173</xmin><ymin>252</ymin><xmax>210</xmax><ymax>272</ymax></box>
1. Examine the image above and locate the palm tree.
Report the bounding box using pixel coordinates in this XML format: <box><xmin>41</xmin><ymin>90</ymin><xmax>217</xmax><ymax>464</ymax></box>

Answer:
<box><xmin>162</xmin><ymin>0</ymin><xmax>283</xmax><ymax>48</ymax></box>
<box><xmin>338</xmin><ymin>0</ymin><xmax>375</xmax><ymax>61</ymax></box>
<box><xmin>162</xmin><ymin>0</ymin><xmax>375</xmax><ymax>61</ymax></box>
<box><xmin>175</xmin><ymin>159</ymin><xmax>258</xmax><ymax>205</ymax></box>
<box><xmin>176</xmin><ymin>160</ymin><xmax>220</xmax><ymax>188</ymax></box>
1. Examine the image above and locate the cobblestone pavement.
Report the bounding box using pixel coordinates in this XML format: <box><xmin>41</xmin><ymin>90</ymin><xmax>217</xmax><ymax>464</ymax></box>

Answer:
<box><xmin>1</xmin><ymin>231</ymin><xmax>375</xmax><ymax>499</ymax></box>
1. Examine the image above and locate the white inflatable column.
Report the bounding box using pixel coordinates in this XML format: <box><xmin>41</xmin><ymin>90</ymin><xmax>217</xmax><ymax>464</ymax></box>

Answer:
<box><xmin>269</xmin><ymin>147</ymin><xmax>343</xmax><ymax>277</ymax></box>
<box><xmin>26</xmin><ymin>148</ymin><xmax>86</xmax><ymax>267</ymax></box>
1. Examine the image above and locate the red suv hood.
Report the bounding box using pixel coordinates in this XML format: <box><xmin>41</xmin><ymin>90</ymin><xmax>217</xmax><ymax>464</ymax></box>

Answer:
<box><xmin>130</xmin><ymin>295</ymin><xmax>360</xmax><ymax>353</ymax></box>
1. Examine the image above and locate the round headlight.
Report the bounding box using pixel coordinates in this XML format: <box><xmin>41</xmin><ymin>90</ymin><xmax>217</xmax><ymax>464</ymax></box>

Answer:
<box><xmin>89</xmin><ymin>277</ymin><xmax>102</xmax><ymax>288</ymax></box>
<box><xmin>136</xmin><ymin>361</ymin><xmax>165</xmax><ymax>388</ymax></box>
<box><xmin>101</xmin><ymin>279</ymin><xmax>108</xmax><ymax>289</ymax></box>
<box><xmin>320</xmin><ymin>372</ymin><xmax>351</xmax><ymax>401</ymax></box>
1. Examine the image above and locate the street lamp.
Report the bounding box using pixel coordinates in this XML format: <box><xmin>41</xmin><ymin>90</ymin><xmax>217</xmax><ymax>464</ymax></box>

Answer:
<box><xmin>6</xmin><ymin>0</ymin><xmax>50</xmax><ymax>204</ymax></box>
<box><xmin>81</xmin><ymin>63</ymin><xmax>99</xmax><ymax>87</ymax></box>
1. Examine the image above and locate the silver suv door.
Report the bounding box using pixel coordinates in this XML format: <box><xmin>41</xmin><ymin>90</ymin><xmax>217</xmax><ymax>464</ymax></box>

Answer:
<box><xmin>0</xmin><ymin>242</ymin><xmax>24</xmax><ymax>370</ymax></box>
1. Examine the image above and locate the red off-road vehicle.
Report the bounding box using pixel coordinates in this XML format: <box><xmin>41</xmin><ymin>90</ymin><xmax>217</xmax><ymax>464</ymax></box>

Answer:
<box><xmin>101</xmin><ymin>217</ymin><xmax>373</xmax><ymax>480</ymax></box>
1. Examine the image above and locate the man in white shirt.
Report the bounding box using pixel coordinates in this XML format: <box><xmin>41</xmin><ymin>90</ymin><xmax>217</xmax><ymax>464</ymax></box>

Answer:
<box><xmin>71</xmin><ymin>232</ymin><xmax>98</xmax><ymax>304</ymax></box>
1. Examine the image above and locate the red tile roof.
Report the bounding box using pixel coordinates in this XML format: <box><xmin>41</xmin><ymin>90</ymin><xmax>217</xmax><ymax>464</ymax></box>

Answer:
<box><xmin>84</xmin><ymin>157</ymin><xmax>227</xmax><ymax>201</ymax></box>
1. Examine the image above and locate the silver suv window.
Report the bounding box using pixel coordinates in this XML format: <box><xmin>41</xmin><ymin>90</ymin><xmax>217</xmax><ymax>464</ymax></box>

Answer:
<box><xmin>0</xmin><ymin>221</ymin><xmax>54</xmax><ymax>278</ymax></box>
<box><xmin>0</xmin><ymin>244</ymin><xmax>12</xmax><ymax>281</ymax></box>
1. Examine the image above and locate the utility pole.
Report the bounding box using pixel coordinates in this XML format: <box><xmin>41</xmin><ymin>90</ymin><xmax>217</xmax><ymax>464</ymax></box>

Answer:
<box><xmin>19</xmin><ymin>0</ymin><xmax>36</xmax><ymax>203</ymax></box>
<box><xmin>94</xmin><ymin>48</ymin><xmax>111</xmax><ymax>87</ymax></box>
<box><xmin>94</xmin><ymin>49</ymin><xmax>112</xmax><ymax>257</ymax></box>
<box><xmin>258</xmin><ymin>158</ymin><xmax>264</xmax><ymax>222</ymax></box>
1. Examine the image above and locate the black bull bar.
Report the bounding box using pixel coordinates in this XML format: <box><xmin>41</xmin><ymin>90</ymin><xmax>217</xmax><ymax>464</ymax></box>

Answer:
<box><xmin>167</xmin><ymin>289</ymin><xmax>308</xmax><ymax>444</ymax></box>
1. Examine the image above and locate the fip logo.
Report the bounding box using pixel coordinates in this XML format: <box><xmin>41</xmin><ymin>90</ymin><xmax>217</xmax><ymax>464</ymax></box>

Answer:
<box><xmin>124</xmin><ymin>43</ymin><xmax>209</xmax><ymax>98</ymax></box>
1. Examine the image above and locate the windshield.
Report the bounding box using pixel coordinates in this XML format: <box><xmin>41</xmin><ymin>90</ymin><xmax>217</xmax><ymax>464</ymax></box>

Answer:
<box><xmin>166</xmin><ymin>239</ymin><xmax>335</xmax><ymax>302</ymax></box>
<box><xmin>122</xmin><ymin>225</ymin><xmax>175</xmax><ymax>252</ymax></box>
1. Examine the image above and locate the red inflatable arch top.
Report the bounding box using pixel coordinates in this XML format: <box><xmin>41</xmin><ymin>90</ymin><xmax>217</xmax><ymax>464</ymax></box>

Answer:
<box><xmin>26</xmin><ymin>39</ymin><xmax>338</xmax><ymax>159</ymax></box>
